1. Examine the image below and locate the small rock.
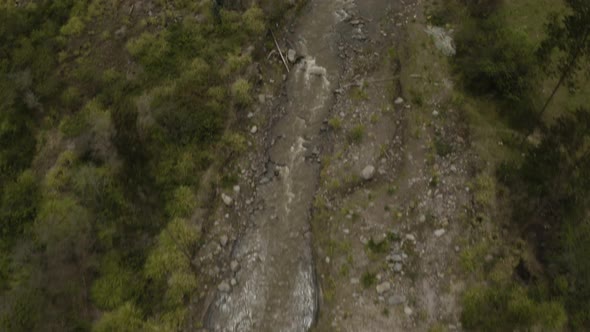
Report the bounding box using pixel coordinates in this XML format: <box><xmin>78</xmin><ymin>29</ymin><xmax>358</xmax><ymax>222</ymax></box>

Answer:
<box><xmin>434</xmin><ymin>229</ymin><xmax>446</xmax><ymax>237</ymax></box>
<box><xmin>361</xmin><ymin>165</ymin><xmax>376</xmax><ymax>180</ymax></box>
<box><xmin>373</xmin><ymin>233</ymin><xmax>387</xmax><ymax>245</ymax></box>
<box><xmin>218</xmin><ymin>281</ymin><xmax>231</xmax><ymax>292</ymax></box>
<box><xmin>391</xmin><ymin>254</ymin><xmax>403</xmax><ymax>262</ymax></box>
<box><xmin>230</xmin><ymin>260</ymin><xmax>240</xmax><ymax>272</ymax></box>
<box><xmin>233</xmin><ymin>185</ymin><xmax>241</xmax><ymax>193</ymax></box>
<box><xmin>393</xmin><ymin>263</ymin><xmax>403</xmax><ymax>272</ymax></box>
<box><xmin>405</xmin><ymin>234</ymin><xmax>416</xmax><ymax>242</ymax></box>
<box><xmin>450</xmin><ymin>165</ymin><xmax>458</xmax><ymax>173</ymax></box>
<box><xmin>230</xmin><ymin>278</ymin><xmax>237</xmax><ymax>286</ymax></box>
<box><xmin>404</xmin><ymin>306</ymin><xmax>413</xmax><ymax>315</ymax></box>
<box><xmin>376</xmin><ymin>282</ymin><xmax>391</xmax><ymax>294</ymax></box>
<box><xmin>258</xmin><ymin>94</ymin><xmax>266</xmax><ymax>104</ymax></box>
<box><xmin>394</xmin><ymin>97</ymin><xmax>404</xmax><ymax>105</ymax></box>
<box><xmin>419</xmin><ymin>214</ymin><xmax>426</xmax><ymax>223</ymax></box>
<box><xmin>350</xmin><ymin>278</ymin><xmax>360</xmax><ymax>284</ymax></box>
<box><xmin>251</xmin><ymin>126</ymin><xmax>258</xmax><ymax>134</ymax></box>
<box><xmin>219</xmin><ymin>235</ymin><xmax>229</xmax><ymax>247</ymax></box>
<box><xmin>388</xmin><ymin>295</ymin><xmax>406</xmax><ymax>306</ymax></box>
<box><xmin>221</xmin><ymin>193</ymin><xmax>233</xmax><ymax>206</ymax></box>
<box><xmin>287</xmin><ymin>49</ymin><xmax>297</xmax><ymax>63</ymax></box>
<box><xmin>432</xmin><ymin>110</ymin><xmax>439</xmax><ymax>116</ymax></box>
<box><xmin>325</xmin><ymin>256</ymin><xmax>331</xmax><ymax>264</ymax></box>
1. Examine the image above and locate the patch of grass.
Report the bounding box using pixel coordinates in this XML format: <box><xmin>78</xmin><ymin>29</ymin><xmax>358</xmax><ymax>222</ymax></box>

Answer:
<box><xmin>361</xmin><ymin>271</ymin><xmax>377</xmax><ymax>288</ymax></box>
<box><xmin>347</xmin><ymin>125</ymin><xmax>366</xmax><ymax>144</ymax></box>
<box><xmin>410</xmin><ymin>89</ymin><xmax>424</xmax><ymax>107</ymax></box>
<box><xmin>351</xmin><ymin>87</ymin><xmax>369</xmax><ymax>101</ymax></box>
<box><xmin>460</xmin><ymin>241</ymin><xmax>490</xmax><ymax>273</ymax></box>
<box><xmin>328</xmin><ymin>117</ymin><xmax>342</xmax><ymax>130</ymax></box>
<box><xmin>429</xmin><ymin>171</ymin><xmax>440</xmax><ymax>188</ymax></box>
<box><xmin>366</xmin><ymin>238</ymin><xmax>389</xmax><ymax>254</ymax></box>
<box><xmin>386</xmin><ymin>185</ymin><xmax>397</xmax><ymax>196</ymax></box>
<box><xmin>434</xmin><ymin>133</ymin><xmax>453</xmax><ymax>157</ymax></box>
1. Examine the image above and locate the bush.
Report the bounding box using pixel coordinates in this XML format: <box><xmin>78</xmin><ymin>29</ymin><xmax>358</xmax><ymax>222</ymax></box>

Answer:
<box><xmin>454</xmin><ymin>16</ymin><xmax>537</xmax><ymax>102</ymax></box>
<box><xmin>93</xmin><ymin>302</ymin><xmax>144</xmax><ymax>332</ymax></box>
<box><xmin>347</xmin><ymin>125</ymin><xmax>365</xmax><ymax>144</ymax></box>
<box><xmin>231</xmin><ymin>78</ymin><xmax>251</xmax><ymax>106</ymax></box>
<box><xmin>462</xmin><ymin>284</ymin><xmax>566</xmax><ymax>331</ymax></box>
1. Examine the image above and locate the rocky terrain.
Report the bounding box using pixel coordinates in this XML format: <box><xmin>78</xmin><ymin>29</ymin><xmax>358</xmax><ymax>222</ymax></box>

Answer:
<box><xmin>197</xmin><ymin>0</ymin><xmax>482</xmax><ymax>331</ymax></box>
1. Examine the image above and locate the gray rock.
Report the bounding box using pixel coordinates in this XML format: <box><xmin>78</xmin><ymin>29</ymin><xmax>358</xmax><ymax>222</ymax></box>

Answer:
<box><xmin>405</xmin><ymin>234</ymin><xmax>416</xmax><ymax>242</ymax></box>
<box><xmin>388</xmin><ymin>295</ymin><xmax>406</xmax><ymax>306</ymax></box>
<box><xmin>221</xmin><ymin>193</ymin><xmax>233</xmax><ymax>206</ymax></box>
<box><xmin>233</xmin><ymin>185</ymin><xmax>241</xmax><ymax>193</ymax></box>
<box><xmin>434</xmin><ymin>229</ymin><xmax>446</xmax><ymax>237</ymax></box>
<box><xmin>230</xmin><ymin>278</ymin><xmax>237</xmax><ymax>286</ymax></box>
<box><xmin>218</xmin><ymin>281</ymin><xmax>231</xmax><ymax>292</ymax></box>
<box><xmin>361</xmin><ymin>165</ymin><xmax>376</xmax><ymax>180</ymax></box>
<box><xmin>219</xmin><ymin>235</ymin><xmax>228</xmax><ymax>247</ymax></box>
<box><xmin>251</xmin><ymin>126</ymin><xmax>258</xmax><ymax>134</ymax></box>
<box><xmin>404</xmin><ymin>306</ymin><xmax>413</xmax><ymax>315</ymax></box>
<box><xmin>393</xmin><ymin>263</ymin><xmax>403</xmax><ymax>272</ymax></box>
<box><xmin>230</xmin><ymin>260</ymin><xmax>240</xmax><ymax>272</ymax></box>
<box><xmin>287</xmin><ymin>49</ymin><xmax>297</xmax><ymax>63</ymax></box>
<box><xmin>391</xmin><ymin>254</ymin><xmax>403</xmax><ymax>262</ymax></box>
<box><xmin>373</xmin><ymin>233</ymin><xmax>387</xmax><ymax>245</ymax></box>
<box><xmin>376</xmin><ymin>282</ymin><xmax>391</xmax><ymax>294</ymax></box>
<box><xmin>258</xmin><ymin>94</ymin><xmax>266</xmax><ymax>104</ymax></box>
<box><xmin>394</xmin><ymin>97</ymin><xmax>404</xmax><ymax>105</ymax></box>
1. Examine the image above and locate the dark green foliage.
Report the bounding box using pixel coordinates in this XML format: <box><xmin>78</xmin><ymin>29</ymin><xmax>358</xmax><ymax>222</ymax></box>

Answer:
<box><xmin>361</xmin><ymin>271</ymin><xmax>377</xmax><ymax>288</ymax></box>
<box><xmin>454</xmin><ymin>15</ymin><xmax>538</xmax><ymax>102</ymax></box>
<box><xmin>0</xmin><ymin>0</ymin><xmax>271</xmax><ymax>330</ymax></box>
<box><xmin>461</xmin><ymin>283</ymin><xmax>566</xmax><ymax>331</ymax></box>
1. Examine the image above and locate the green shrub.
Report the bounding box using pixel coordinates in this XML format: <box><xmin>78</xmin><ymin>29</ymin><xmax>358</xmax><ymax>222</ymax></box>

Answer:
<box><xmin>347</xmin><ymin>125</ymin><xmax>365</xmax><ymax>144</ymax></box>
<box><xmin>231</xmin><ymin>78</ymin><xmax>252</xmax><ymax>106</ymax></box>
<box><xmin>165</xmin><ymin>186</ymin><xmax>196</xmax><ymax>218</ymax></box>
<box><xmin>242</xmin><ymin>6</ymin><xmax>265</xmax><ymax>35</ymax></box>
<box><xmin>60</xmin><ymin>16</ymin><xmax>85</xmax><ymax>36</ymax></box>
<box><xmin>462</xmin><ymin>284</ymin><xmax>566</xmax><ymax>331</ymax></box>
<box><xmin>93</xmin><ymin>302</ymin><xmax>144</xmax><ymax>332</ymax></box>
<box><xmin>454</xmin><ymin>16</ymin><xmax>537</xmax><ymax>102</ymax></box>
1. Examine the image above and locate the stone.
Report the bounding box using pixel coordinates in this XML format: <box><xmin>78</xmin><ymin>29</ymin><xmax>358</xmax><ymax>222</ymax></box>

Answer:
<box><xmin>221</xmin><ymin>193</ymin><xmax>233</xmax><ymax>206</ymax></box>
<box><xmin>419</xmin><ymin>214</ymin><xmax>426</xmax><ymax>223</ymax></box>
<box><xmin>404</xmin><ymin>306</ymin><xmax>413</xmax><ymax>315</ymax></box>
<box><xmin>350</xmin><ymin>278</ymin><xmax>360</xmax><ymax>284</ymax></box>
<box><xmin>230</xmin><ymin>260</ymin><xmax>240</xmax><ymax>272</ymax></box>
<box><xmin>361</xmin><ymin>165</ymin><xmax>376</xmax><ymax>180</ymax></box>
<box><xmin>258</xmin><ymin>94</ymin><xmax>266</xmax><ymax>103</ymax></box>
<box><xmin>450</xmin><ymin>165</ymin><xmax>458</xmax><ymax>173</ymax></box>
<box><xmin>432</xmin><ymin>110</ymin><xmax>439</xmax><ymax>116</ymax></box>
<box><xmin>405</xmin><ymin>234</ymin><xmax>416</xmax><ymax>242</ymax></box>
<box><xmin>251</xmin><ymin>126</ymin><xmax>258</xmax><ymax>134</ymax></box>
<box><xmin>233</xmin><ymin>185</ymin><xmax>241</xmax><ymax>193</ymax></box>
<box><xmin>388</xmin><ymin>295</ymin><xmax>406</xmax><ymax>306</ymax></box>
<box><xmin>376</xmin><ymin>282</ymin><xmax>391</xmax><ymax>294</ymax></box>
<box><xmin>287</xmin><ymin>49</ymin><xmax>297</xmax><ymax>63</ymax></box>
<box><xmin>394</xmin><ymin>97</ymin><xmax>404</xmax><ymax>105</ymax></box>
<box><xmin>218</xmin><ymin>281</ymin><xmax>231</xmax><ymax>292</ymax></box>
<box><xmin>373</xmin><ymin>233</ymin><xmax>387</xmax><ymax>245</ymax></box>
<box><xmin>219</xmin><ymin>235</ymin><xmax>228</xmax><ymax>247</ymax></box>
<box><xmin>393</xmin><ymin>263</ymin><xmax>403</xmax><ymax>272</ymax></box>
<box><xmin>391</xmin><ymin>254</ymin><xmax>403</xmax><ymax>262</ymax></box>
<box><xmin>230</xmin><ymin>278</ymin><xmax>237</xmax><ymax>286</ymax></box>
<box><xmin>434</xmin><ymin>229</ymin><xmax>446</xmax><ymax>237</ymax></box>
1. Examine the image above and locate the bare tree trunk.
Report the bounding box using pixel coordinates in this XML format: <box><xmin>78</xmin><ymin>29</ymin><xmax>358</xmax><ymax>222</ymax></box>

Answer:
<box><xmin>521</xmin><ymin>29</ymin><xmax>589</xmax><ymax>145</ymax></box>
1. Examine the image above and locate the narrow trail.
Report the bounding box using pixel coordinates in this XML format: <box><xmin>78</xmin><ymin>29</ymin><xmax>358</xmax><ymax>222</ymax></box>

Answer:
<box><xmin>206</xmin><ymin>1</ymin><xmax>349</xmax><ymax>331</ymax></box>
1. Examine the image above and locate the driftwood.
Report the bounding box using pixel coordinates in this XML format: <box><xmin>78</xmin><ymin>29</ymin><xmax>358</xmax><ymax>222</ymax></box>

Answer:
<box><xmin>270</xmin><ymin>29</ymin><xmax>290</xmax><ymax>73</ymax></box>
